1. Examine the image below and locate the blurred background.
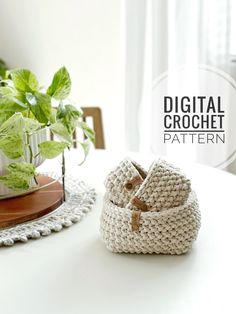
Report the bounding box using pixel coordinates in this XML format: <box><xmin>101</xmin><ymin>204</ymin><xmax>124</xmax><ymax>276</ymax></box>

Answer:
<box><xmin>0</xmin><ymin>0</ymin><xmax>235</xmax><ymax>173</ymax></box>
<box><xmin>0</xmin><ymin>0</ymin><xmax>124</xmax><ymax>151</ymax></box>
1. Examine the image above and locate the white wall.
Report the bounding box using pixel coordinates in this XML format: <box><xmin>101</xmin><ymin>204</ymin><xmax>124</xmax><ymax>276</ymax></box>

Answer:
<box><xmin>0</xmin><ymin>0</ymin><xmax>124</xmax><ymax>151</ymax></box>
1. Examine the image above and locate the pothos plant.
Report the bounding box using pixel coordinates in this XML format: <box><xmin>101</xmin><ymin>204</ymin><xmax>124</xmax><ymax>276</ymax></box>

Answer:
<box><xmin>0</xmin><ymin>59</ymin><xmax>7</xmax><ymax>80</ymax></box>
<box><xmin>0</xmin><ymin>66</ymin><xmax>95</xmax><ymax>194</ymax></box>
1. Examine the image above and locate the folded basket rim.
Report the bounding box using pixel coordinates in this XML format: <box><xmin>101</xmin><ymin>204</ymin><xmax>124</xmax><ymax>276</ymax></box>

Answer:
<box><xmin>103</xmin><ymin>190</ymin><xmax>198</xmax><ymax>218</ymax></box>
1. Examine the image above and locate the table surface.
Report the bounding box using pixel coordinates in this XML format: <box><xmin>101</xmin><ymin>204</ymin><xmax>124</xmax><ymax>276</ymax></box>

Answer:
<box><xmin>0</xmin><ymin>149</ymin><xmax>235</xmax><ymax>314</ymax></box>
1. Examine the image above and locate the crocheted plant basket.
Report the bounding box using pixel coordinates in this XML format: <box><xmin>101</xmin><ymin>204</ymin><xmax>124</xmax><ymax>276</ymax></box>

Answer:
<box><xmin>100</xmin><ymin>159</ymin><xmax>201</xmax><ymax>255</ymax></box>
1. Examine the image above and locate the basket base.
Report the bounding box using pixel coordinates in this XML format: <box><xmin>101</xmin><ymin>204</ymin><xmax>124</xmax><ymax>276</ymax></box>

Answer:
<box><xmin>0</xmin><ymin>176</ymin><xmax>63</xmax><ymax>229</ymax></box>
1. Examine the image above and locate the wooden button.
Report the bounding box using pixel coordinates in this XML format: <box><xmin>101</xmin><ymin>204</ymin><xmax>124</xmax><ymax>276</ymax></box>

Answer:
<box><xmin>125</xmin><ymin>175</ymin><xmax>144</xmax><ymax>191</ymax></box>
<box><xmin>125</xmin><ymin>182</ymin><xmax>133</xmax><ymax>190</ymax></box>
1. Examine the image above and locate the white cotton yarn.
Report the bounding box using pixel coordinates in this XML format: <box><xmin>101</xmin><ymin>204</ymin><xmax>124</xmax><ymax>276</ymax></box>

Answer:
<box><xmin>100</xmin><ymin>158</ymin><xmax>201</xmax><ymax>255</ymax></box>
<box><xmin>104</xmin><ymin>159</ymin><xmax>147</xmax><ymax>207</ymax></box>
<box><xmin>126</xmin><ymin>160</ymin><xmax>191</xmax><ymax>211</ymax></box>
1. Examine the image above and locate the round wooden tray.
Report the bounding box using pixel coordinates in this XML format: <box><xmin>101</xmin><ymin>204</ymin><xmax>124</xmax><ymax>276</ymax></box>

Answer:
<box><xmin>0</xmin><ymin>176</ymin><xmax>63</xmax><ymax>229</ymax></box>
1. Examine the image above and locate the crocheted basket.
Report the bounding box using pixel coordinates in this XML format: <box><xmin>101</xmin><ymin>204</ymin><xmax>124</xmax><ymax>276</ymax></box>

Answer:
<box><xmin>100</xmin><ymin>159</ymin><xmax>201</xmax><ymax>255</ymax></box>
<box><xmin>101</xmin><ymin>191</ymin><xmax>200</xmax><ymax>254</ymax></box>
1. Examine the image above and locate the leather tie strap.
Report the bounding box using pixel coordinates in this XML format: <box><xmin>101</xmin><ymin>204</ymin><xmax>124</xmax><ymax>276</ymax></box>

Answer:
<box><xmin>131</xmin><ymin>210</ymin><xmax>141</xmax><ymax>232</ymax></box>
<box><xmin>131</xmin><ymin>196</ymin><xmax>148</xmax><ymax>211</ymax></box>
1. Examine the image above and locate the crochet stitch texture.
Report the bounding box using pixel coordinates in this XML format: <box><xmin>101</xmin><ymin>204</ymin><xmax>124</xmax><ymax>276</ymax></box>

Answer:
<box><xmin>101</xmin><ymin>159</ymin><xmax>201</xmax><ymax>254</ymax></box>
<box><xmin>105</xmin><ymin>159</ymin><xmax>147</xmax><ymax>207</ymax></box>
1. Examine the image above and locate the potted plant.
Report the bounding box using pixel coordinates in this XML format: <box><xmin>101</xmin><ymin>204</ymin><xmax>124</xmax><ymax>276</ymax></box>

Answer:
<box><xmin>0</xmin><ymin>66</ymin><xmax>95</xmax><ymax>198</ymax></box>
<box><xmin>0</xmin><ymin>59</ymin><xmax>8</xmax><ymax>80</ymax></box>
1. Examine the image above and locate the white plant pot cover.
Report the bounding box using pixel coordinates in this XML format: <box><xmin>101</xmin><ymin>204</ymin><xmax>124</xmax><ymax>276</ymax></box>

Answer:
<box><xmin>0</xmin><ymin>128</ymin><xmax>47</xmax><ymax>196</ymax></box>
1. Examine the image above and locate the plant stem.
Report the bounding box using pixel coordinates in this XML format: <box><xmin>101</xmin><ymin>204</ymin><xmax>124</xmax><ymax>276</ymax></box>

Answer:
<box><xmin>33</xmin><ymin>176</ymin><xmax>38</xmax><ymax>186</ymax></box>
<box><xmin>26</xmin><ymin>132</ymin><xmax>38</xmax><ymax>186</ymax></box>
<box><xmin>34</xmin><ymin>152</ymin><xmax>40</xmax><ymax>159</ymax></box>
<box><xmin>62</xmin><ymin>151</ymin><xmax>66</xmax><ymax>202</ymax></box>
<box><xmin>26</xmin><ymin>133</ymin><xmax>33</xmax><ymax>163</ymax></box>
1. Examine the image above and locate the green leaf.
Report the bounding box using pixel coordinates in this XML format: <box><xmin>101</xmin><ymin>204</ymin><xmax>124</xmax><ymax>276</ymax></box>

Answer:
<box><xmin>38</xmin><ymin>141</ymin><xmax>68</xmax><ymax>159</ymax></box>
<box><xmin>0</xmin><ymin>112</ymin><xmax>14</xmax><ymax>125</ymax></box>
<box><xmin>47</xmin><ymin>67</ymin><xmax>71</xmax><ymax>100</ymax></box>
<box><xmin>0</xmin><ymin>113</ymin><xmax>24</xmax><ymax>159</ymax></box>
<box><xmin>0</xmin><ymin>162</ymin><xmax>36</xmax><ymax>190</ymax></box>
<box><xmin>0</xmin><ymin>59</ymin><xmax>8</xmax><ymax>79</ymax></box>
<box><xmin>0</xmin><ymin>112</ymin><xmax>24</xmax><ymax>134</ymax></box>
<box><xmin>0</xmin><ymin>82</ymin><xmax>28</xmax><ymax>111</ymax></box>
<box><xmin>0</xmin><ymin>86</ymin><xmax>16</xmax><ymax>97</ymax></box>
<box><xmin>0</xmin><ymin>133</ymin><xmax>24</xmax><ymax>159</ymax></box>
<box><xmin>8</xmin><ymin>69</ymin><xmax>39</xmax><ymax>92</ymax></box>
<box><xmin>0</xmin><ymin>175</ymin><xmax>29</xmax><ymax>190</ymax></box>
<box><xmin>23</xmin><ymin>117</ymin><xmax>42</xmax><ymax>133</ymax></box>
<box><xmin>56</xmin><ymin>103</ymin><xmax>82</xmax><ymax>133</ymax></box>
<box><xmin>78</xmin><ymin>121</ymin><xmax>95</xmax><ymax>144</ymax></box>
<box><xmin>50</xmin><ymin>121</ymin><xmax>72</xmax><ymax>143</ymax></box>
<box><xmin>0</xmin><ymin>96</ymin><xmax>27</xmax><ymax>112</ymax></box>
<box><xmin>0</xmin><ymin>82</ymin><xmax>27</xmax><ymax>100</ymax></box>
<box><xmin>78</xmin><ymin>139</ymin><xmax>91</xmax><ymax>165</ymax></box>
<box><xmin>26</xmin><ymin>92</ymin><xmax>52</xmax><ymax>124</ymax></box>
<box><xmin>7</xmin><ymin>162</ymin><xmax>36</xmax><ymax>179</ymax></box>
<box><xmin>49</xmin><ymin>107</ymin><xmax>57</xmax><ymax>124</ymax></box>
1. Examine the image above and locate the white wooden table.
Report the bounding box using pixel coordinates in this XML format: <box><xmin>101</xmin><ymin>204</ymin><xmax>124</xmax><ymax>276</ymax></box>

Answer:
<box><xmin>0</xmin><ymin>149</ymin><xmax>235</xmax><ymax>314</ymax></box>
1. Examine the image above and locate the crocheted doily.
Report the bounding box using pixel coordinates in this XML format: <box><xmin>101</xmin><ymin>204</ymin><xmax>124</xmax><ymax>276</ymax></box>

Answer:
<box><xmin>0</xmin><ymin>172</ymin><xmax>96</xmax><ymax>246</ymax></box>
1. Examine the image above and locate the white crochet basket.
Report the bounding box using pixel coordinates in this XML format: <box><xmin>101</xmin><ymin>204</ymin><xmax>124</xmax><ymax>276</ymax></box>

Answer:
<box><xmin>101</xmin><ymin>191</ymin><xmax>200</xmax><ymax>255</ymax></box>
<box><xmin>100</xmin><ymin>158</ymin><xmax>201</xmax><ymax>255</ymax></box>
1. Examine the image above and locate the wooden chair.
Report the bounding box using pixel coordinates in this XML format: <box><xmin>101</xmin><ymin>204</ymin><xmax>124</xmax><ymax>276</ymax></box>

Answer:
<box><xmin>51</xmin><ymin>107</ymin><xmax>105</xmax><ymax>149</ymax></box>
<box><xmin>81</xmin><ymin>107</ymin><xmax>105</xmax><ymax>149</ymax></box>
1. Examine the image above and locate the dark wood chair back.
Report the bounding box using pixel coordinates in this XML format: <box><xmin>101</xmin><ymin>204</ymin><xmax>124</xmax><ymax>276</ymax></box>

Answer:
<box><xmin>50</xmin><ymin>106</ymin><xmax>105</xmax><ymax>149</ymax></box>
